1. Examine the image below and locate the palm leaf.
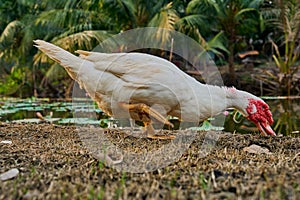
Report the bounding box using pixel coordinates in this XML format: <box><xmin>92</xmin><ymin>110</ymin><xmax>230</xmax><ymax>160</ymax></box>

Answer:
<box><xmin>198</xmin><ymin>31</ymin><xmax>228</xmax><ymax>57</ymax></box>
<box><xmin>53</xmin><ymin>30</ymin><xmax>112</xmax><ymax>50</ymax></box>
<box><xmin>206</xmin><ymin>32</ymin><xmax>229</xmax><ymax>55</ymax></box>
<box><xmin>148</xmin><ymin>3</ymin><xmax>179</xmax><ymax>30</ymax></box>
<box><xmin>0</xmin><ymin>20</ymin><xmax>24</xmax><ymax>50</ymax></box>
<box><xmin>147</xmin><ymin>3</ymin><xmax>179</xmax><ymax>45</ymax></box>
<box><xmin>247</xmin><ymin>0</ymin><xmax>263</xmax><ymax>8</ymax></box>
<box><xmin>176</xmin><ymin>14</ymin><xmax>207</xmax><ymax>29</ymax></box>
<box><xmin>34</xmin><ymin>30</ymin><xmax>112</xmax><ymax>65</ymax></box>
<box><xmin>186</xmin><ymin>0</ymin><xmax>217</xmax><ymax>15</ymax></box>
<box><xmin>35</xmin><ymin>9</ymin><xmax>90</xmax><ymax>28</ymax></box>
<box><xmin>41</xmin><ymin>63</ymin><xmax>68</xmax><ymax>83</ymax></box>
<box><xmin>235</xmin><ymin>8</ymin><xmax>257</xmax><ymax>21</ymax></box>
<box><xmin>19</xmin><ymin>26</ymin><xmax>34</xmax><ymax>56</ymax></box>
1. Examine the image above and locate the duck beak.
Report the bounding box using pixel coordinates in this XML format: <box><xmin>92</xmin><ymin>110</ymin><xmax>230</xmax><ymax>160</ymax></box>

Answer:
<box><xmin>256</xmin><ymin>121</ymin><xmax>276</xmax><ymax>136</ymax></box>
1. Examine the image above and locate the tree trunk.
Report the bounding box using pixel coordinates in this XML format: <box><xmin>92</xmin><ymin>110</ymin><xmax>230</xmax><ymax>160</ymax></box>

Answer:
<box><xmin>32</xmin><ymin>63</ymin><xmax>38</xmax><ymax>97</ymax></box>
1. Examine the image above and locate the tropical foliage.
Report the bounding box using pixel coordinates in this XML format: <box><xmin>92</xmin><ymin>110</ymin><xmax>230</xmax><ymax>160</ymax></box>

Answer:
<box><xmin>0</xmin><ymin>0</ymin><xmax>299</xmax><ymax>97</ymax></box>
<box><xmin>181</xmin><ymin>0</ymin><xmax>264</xmax><ymax>83</ymax></box>
<box><xmin>259</xmin><ymin>0</ymin><xmax>300</xmax><ymax>95</ymax></box>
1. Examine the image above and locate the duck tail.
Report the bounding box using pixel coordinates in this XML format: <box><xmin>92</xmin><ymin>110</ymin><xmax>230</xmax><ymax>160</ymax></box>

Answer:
<box><xmin>34</xmin><ymin>40</ymin><xmax>86</xmax><ymax>80</ymax></box>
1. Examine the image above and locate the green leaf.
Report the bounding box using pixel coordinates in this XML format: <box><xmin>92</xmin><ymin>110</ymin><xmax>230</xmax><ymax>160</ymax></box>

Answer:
<box><xmin>206</xmin><ymin>32</ymin><xmax>229</xmax><ymax>54</ymax></box>
<box><xmin>235</xmin><ymin>8</ymin><xmax>256</xmax><ymax>21</ymax></box>
<box><xmin>188</xmin><ymin>120</ymin><xmax>224</xmax><ymax>131</ymax></box>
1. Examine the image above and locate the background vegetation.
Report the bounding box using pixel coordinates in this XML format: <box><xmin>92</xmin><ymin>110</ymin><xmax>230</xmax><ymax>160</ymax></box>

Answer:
<box><xmin>0</xmin><ymin>0</ymin><xmax>299</xmax><ymax>98</ymax></box>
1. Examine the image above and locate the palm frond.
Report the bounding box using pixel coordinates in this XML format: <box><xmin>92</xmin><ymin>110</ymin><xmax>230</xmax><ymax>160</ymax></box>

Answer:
<box><xmin>147</xmin><ymin>3</ymin><xmax>179</xmax><ymax>45</ymax></box>
<box><xmin>245</xmin><ymin>0</ymin><xmax>263</xmax><ymax>8</ymax></box>
<box><xmin>0</xmin><ymin>20</ymin><xmax>24</xmax><ymax>50</ymax></box>
<box><xmin>35</xmin><ymin>9</ymin><xmax>91</xmax><ymax>28</ymax></box>
<box><xmin>235</xmin><ymin>8</ymin><xmax>256</xmax><ymax>20</ymax></box>
<box><xmin>42</xmin><ymin>63</ymin><xmax>68</xmax><ymax>83</ymax></box>
<box><xmin>53</xmin><ymin>30</ymin><xmax>112</xmax><ymax>50</ymax></box>
<box><xmin>176</xmin><ymin>14</ymin><xmax>206</xmax><ymax>29</ymax></box>
<box><xmin>50</xmin><ymin>24</ymin><xmax>93</xmax><ymax>40</ymax></box>
<box><xmin>19</xmin><ymin>26</ymin><xmax>34</xmax><ymax>56</ymax></box>
<box><xmin>118</xmin><ymin>0</ymin><xmax>136</xmax><ymax>18</ymax></box>
<box><xmin>197</xmin><ymin>31</ymin><xmax>228</xmax><ymax>57</ymax></box>
<box><xmin>39</xmin><ymin>0</ymin><xmax>66</xmax><ymax>10</ymax></box>
<box><xmin>186</xmin><ymin>0</ymin><xmax>217</xmax><ymax>15</ymax></box>
<box><xmin>102</xmin><ymin>0</ymin><xmax>136</xmax><ymax>29</ymax></box>
<box><xmin>34</xmin><ymin>30</ymin><xmax>112</xmax><ymax>65</ymax></box>
<box><xmin>148</xmin><ymin>3</ymin><xmax>179</xmax><ymax>29</ymax></box>
<box><xmin>206</xmin><ymin>32</ymin><xmax>229</xmax><ymax>55</ymax></box>
<box><xmin>176</xmin><ymin>14</ymin><xmax>209</xmax><ymax>36</ymax></box>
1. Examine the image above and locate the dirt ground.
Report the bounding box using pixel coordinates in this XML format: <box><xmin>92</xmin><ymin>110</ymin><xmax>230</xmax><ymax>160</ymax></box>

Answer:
<box><xmin>0</xmin><ymin>123</ymin><xmax>299</xmax><ymax>200</ymax></box>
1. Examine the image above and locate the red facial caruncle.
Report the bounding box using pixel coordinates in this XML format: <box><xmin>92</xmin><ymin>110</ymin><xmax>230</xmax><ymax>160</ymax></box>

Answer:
<box><xmin>246</xmin><ymin>99</ymin><xmax>276</xmax><ymax>136</ymax></box>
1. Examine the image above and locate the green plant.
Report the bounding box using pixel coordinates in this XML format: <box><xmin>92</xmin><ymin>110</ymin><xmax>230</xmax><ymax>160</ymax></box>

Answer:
<box><xmin>0</xmin><ymin>66</ymin><xmax>32</xmax><ymax>97</ymax></box>
<box><xmin>180</xmin><ymin>0</ymin><xmax>264</xmax><ymax>83</ymax></box>
<box><xmin>268</xmin><ymin>0</ymin><xmax>300</xmax><ymax>95</ymax></box>
<box><xmin>199</xmin><ymin>172</ymin><xmax>208</xmax><ymax>190</ymax></box>
<box><xmin>272</xmin><ymin>99</ymin><xmax>299</xmax><ymax>136</ymax></box>
<box><xmin>113</xmin><ymin>171</ymin><xmax>126</xmax><ymax>200</ymax></box>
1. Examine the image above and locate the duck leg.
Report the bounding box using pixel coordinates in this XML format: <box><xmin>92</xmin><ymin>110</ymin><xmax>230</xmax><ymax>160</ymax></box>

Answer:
<box><xmin>144</xmin><ymin>122</ymin><xmax>175</xmax><ymax>139</ymax></box>
<box><xmin>119</xmin><ymin>102</ymin><xmax>175</xmax><ymax>139</ymax></box>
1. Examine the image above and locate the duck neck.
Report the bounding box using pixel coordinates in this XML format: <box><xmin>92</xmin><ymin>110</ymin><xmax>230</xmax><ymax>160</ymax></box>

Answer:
<box><xmin>224</xmin><ymin>87</ymin><xmax>251</xmax><ymax>115</ymax></box>
<box><xmin>194</xmin><ymin>84</ymin><xmax>232</xmax><ymax>117</ymax></box>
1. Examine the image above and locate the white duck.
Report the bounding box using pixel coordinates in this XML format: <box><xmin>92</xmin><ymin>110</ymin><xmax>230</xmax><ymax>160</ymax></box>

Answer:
<box><xmin>34</xmin><ymin>40</ymin><xmax>276</xmax><ymax>139</ymax></box>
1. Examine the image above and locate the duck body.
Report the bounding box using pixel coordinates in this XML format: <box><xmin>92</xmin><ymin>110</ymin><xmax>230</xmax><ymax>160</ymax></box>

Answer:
<box><xmin>34</xmin><ymin>40</ymin><xmax>276</xmax><ymax>138</ymax></box>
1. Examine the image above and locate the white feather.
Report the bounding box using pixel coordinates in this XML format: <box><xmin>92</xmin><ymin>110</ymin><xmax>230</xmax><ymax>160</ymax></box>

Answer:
<box><xmin>34</xmin><ymin>40</ymin><xmax>259</xmax><ymax>122</ymax></box>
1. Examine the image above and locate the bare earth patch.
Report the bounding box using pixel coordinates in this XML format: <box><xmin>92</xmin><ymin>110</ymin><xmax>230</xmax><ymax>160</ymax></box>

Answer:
<box><xmin>0</xmin><ymin>123</ymin><xmax>299</xmax><ymax>199</ymax></box>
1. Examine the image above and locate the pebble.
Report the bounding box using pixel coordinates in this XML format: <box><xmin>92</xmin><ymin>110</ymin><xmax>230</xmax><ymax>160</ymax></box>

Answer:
<box><xmin>0</xmin><ymin>168</ymin><xmax>19</xmax><ymax>181</ymax></box>
<box><xmin>243</xmin><ymin>144</ymin><xmax>272</xmax><ymax>155</ymax></box>
<box><xmin>0</xmin><ymin>140</ymin><xmax>12</xmax><ymax>144</ymax></box>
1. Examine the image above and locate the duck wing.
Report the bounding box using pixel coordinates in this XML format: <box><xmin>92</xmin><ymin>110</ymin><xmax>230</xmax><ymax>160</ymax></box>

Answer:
<box><xmin>75</xmin><ymin>50</ymin><xmax>198</xmax><ymax>113</ymax></box>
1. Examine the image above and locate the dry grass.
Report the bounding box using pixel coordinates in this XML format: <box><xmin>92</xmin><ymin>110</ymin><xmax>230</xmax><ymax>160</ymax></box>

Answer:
<box><xmin>0</xmin><ymin>123</ymin><xmax>299</xmax><ymax>199</ymax></box>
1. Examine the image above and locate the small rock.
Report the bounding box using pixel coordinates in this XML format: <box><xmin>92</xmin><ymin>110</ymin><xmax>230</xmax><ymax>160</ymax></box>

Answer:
<box><xmin>0</xmin><ymin>140</ymin><xmax>12</xmax><ymax>144</ymax></box>
<box><xmin>23</xmin><ymin>190</ymin><xmax>40</xmax><ymax>199</ymax></box>
<box><xmin>243</xmin><ymin>144</ymin><xmax>272</xmax><ymax>155</ymax></box>
<box><xmin>0</xmin><ymin>168</ymin><xmax>19</xmax><ymax>181</ymax></box>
